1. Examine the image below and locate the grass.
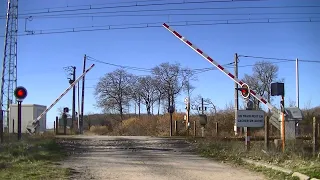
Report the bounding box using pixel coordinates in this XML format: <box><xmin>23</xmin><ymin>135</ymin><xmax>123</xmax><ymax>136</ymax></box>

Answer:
<box><xmin>0</xmin><ymin>135</ymin><xmax>71</xmax><ymax>180</ymax></box>
<box><xmin>193</xmin><ymin>138</ymin><xmax>320</xmax><ymax>180</ymax></box>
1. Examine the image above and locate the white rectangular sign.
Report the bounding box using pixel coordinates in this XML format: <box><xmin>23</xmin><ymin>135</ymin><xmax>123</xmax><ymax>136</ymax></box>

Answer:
<box><xmin>237</xmin><ymin>110</ymin><xmax>265</xmax><ymax>127</ymax></box>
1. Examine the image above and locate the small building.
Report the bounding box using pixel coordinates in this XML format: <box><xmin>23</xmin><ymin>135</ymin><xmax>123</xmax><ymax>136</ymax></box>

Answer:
<box><xmin>9</xmin><ymin>104</ymin><xmax>47</xmax><ymax>133</ymax></box>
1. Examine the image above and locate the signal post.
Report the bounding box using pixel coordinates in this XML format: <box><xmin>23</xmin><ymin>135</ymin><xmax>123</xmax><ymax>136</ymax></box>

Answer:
<box><xmin>14</xmin><ymin>86</ymin><xmax>28</xmax><ymax>140</ymax></box>
<box><xmin>236</xmin><ymin>83</ymin><xmax>264</xmax><ymax>151</ymax></box>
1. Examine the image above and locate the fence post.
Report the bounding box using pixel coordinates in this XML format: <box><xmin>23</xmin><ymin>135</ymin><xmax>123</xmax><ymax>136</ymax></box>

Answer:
<box><xmin>12</xmin><ymin>119</ymin><xmax>14</xmax><ymax>134</ymax></box>
<box><xmin>55</xmin><ymin>116</ymin><xmax>59</xmax><ymax>135</ymax></box>
<box><xmin>215</xmin><ymin>122</ymin><xmax>219</xmax><ymax>137</ymax></box>
<box><xmin>174</xmin><ymin>120</ymin><xmax>178</xmax><ymax>136</ymax></box>
<box><xmin>318</xmin><ymin>122</ymin><xmax>320</xmax><ymax>138</ymax></box>
<box><xmin>54</xmin><ymin>121</ymin><xmax>56</xmax><ymax>134</ymax></box>
<box><xmin>193</xmin><ymin>121</ymin><xmax>196</xmax><ymax>137</ymax></box>
<box><xmin>265</xmin><ymin>116</ymin><xmax>269</xmax><ymax>151</ymax></box>
<box><xmin>313</xmin><ymin>117</ymin><xmax>318</xmax><ymax>157</ymax></box>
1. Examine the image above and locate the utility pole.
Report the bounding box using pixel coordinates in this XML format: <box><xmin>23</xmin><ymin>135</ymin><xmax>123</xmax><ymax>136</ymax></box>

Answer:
<box><xmin>80</xmin><ymin>55</ymin><xmax>86</xmax><ymax>134</ymax></box>
<box><xmin>295</xmin><ymin>58</ymin><xmax>299</xmax><ymax>136</ymax></box>
<box><xmin>296</xmin><ymin>58</ymin><xmax>299</xmax><ymax>108</ymax></box>
<box><xmin>71</xmin><ymin>66</ymin><xmax>76</xmax><ymax>130</ymax></box>
<box><xmin>234</xmin><ymin>53</ymin><xmax>239</xmax><ymax>136</ymax></box>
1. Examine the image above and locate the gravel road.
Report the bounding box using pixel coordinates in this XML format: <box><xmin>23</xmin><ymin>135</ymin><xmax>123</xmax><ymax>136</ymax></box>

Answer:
<box><xmin>57</xmin><ymin>136</ymin><xmax>265</xmax><ymax>180</ymax></box>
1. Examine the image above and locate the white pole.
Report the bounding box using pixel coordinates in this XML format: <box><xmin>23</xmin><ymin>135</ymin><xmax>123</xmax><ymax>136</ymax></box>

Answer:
<box><xmin>296</xmin><ymin>58</ymin><xmax>299</xmax><ymax>108</ymax></box>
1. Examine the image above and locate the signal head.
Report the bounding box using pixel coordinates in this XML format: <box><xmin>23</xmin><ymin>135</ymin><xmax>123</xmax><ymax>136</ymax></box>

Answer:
<box><xmin>240</xmin><ymin>83</ymin><xmax>250</xmax><ymax>99</ymax></box>
<box><xmin>14</xmin><ymin>86</ymin><xmax>27</xmax><ymax>100</ymax></box>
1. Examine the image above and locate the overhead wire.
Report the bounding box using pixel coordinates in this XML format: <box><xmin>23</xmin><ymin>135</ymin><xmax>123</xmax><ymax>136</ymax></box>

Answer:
<box><xmin>238</xmin><ymin>55</ymin><xmax>320</xmax><ymax>63</ymax></box>
<box><xmin>87</xmin><ymin>55</ymin><xmax>235</xmax><ymax>74</ymax></box>
<box><xmin>19</xmin><ymin>12</ymin><xmax>320</xmax><ymax>20</ymax></box>
<box><xmin>84</xmin><ymin>55</ymin><xmax>312</xmax><ymax>88</ymax></box>
<box><xmin>7</xmin><ymin>16</ymin><xmax>320</xmax><ymax>37</ymax></box>
<box><xmin>17</xmin><ymin>4</ymin><xmax>320</xmax><ymax>19</ymax></box>
<box><xmin>16</xmin><ymin>0</ymin><xmax>275</xmax><ymax>17</ymax></box>
<box><xmin>20</xmin><ymin>0</ymin><xmax>169</xmax><ymax>13</ymax></box>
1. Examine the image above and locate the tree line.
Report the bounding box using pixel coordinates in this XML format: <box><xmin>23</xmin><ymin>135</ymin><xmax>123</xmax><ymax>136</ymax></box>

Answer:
<box><xmin>94</xmin><ymin>62</ymin><xmax>196</xmax><ymax>119</ymax></box>
<box><xmin>94</xmin><ymin>61</ymin><xmax>281</xmax><ymax>119</ymax></box>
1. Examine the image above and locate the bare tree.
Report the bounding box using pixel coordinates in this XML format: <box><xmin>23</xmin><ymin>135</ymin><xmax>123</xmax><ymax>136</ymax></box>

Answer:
<box><xmin>242</xmin><ymin>60</ymin><xmax>281</xmax><ymax>110</ymax></box>
<box><xmin>152</xmin><ymin>62</ymin><xmax>195</xmax><ymax>111</ymax></box>
<box><xmin>136</xmin><ymin>75</ymin><xmax>158</xmax><ymax>115</ymax></box>
<box><xmin>183</xmin><ymin>68</ymin><xmax>197</xmax><ymax>98</ymax></box>
<box><xmin>94</xmin><ymin>69</ymin><xmax>134</xmax><ymax>120</ymax></box>
<box><xmin>131</xmin><ymin>76</ymin><xmax>142</xmax><ymax>117</ymax></box>
<box><xmin>153</xmin><ymin>78</ymin><xmax>166</xmax><ymax>115</ymax></box>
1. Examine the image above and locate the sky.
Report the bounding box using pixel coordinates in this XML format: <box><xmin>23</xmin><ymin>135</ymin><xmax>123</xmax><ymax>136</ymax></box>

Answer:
<box><xmin>0</xmin><ymin>0</ymin><xmax>319</xmax><ymax>129</ymax></box>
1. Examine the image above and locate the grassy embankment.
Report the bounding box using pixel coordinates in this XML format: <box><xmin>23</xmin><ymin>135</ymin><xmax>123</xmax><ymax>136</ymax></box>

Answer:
<box><xmin>0</xmin><ymin>134</ymin><xmax>71</xmax><ymax>180</ymax></box>
<box><xmin>194</xmin><ymin>138</ymin><xmax>320</xmax><ymax>180</ymax></box>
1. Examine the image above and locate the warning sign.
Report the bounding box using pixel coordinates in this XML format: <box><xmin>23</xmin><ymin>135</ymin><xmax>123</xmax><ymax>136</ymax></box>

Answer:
<box><xmin>237</xmin><ymin>110</ymin><xmax>265</xmax><ymax>127</ymax></box>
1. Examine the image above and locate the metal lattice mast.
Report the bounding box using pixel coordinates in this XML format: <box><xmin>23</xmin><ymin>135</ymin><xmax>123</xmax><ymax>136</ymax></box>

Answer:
<box><xmin>0</xmin><ymin>0</ymin><xmax>18</xmax><ymax>130</ymax></box>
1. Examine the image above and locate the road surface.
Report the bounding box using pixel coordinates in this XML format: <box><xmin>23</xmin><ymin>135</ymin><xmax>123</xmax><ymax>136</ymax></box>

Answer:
<box><xmin>58</xmin><ymin>136</ymin><xmax>265</xmax><ymax>180</ymax></box>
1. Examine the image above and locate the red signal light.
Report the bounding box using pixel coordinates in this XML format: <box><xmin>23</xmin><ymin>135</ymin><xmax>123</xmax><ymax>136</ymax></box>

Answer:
<box><xmin>17</xmin><ymin>90</ymin><xmax>25</xmax><ymax>97</ymax></box>
<box><xmin>240</xmin><ymin>83</ymin><xmax>250</xmax><ymax>98</ymax></box>
<box><xmin>14</xmin><ymin>86</ymin><xmax>27</xmax><ymax>100</ymax></box>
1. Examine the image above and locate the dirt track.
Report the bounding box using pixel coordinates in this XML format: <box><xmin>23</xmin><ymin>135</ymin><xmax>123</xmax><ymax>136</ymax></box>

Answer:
<box><xmin>57</xmin><ymin>136</ymin><xmax>265</xmax><ymax>180</ymax></box>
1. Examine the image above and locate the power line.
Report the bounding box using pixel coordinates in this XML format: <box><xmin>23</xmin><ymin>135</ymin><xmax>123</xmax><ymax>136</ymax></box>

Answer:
<box><xmin>87</xmin><ymin>55</ymin><xmax>235</xmax><ymax>74</ymax></box>
<box><xmin>239</xmin><ymin>55</ymin><xmax>320</xmax><ymax>63</ymax></box>
<box><xmin>17</xmin><ymin>12</ymin><xmax>320</xmax><ymax>20</ymax></box>
<box><xmin>85</xmin><ymin>56</ymin><xmax>300</xmax><ymax>81</ymax></box>
<box><xmin>20</xmin><ymin>0</ymin><xmax>168</xmax><ymax>13</ymax></box>
<box><xmin>8</xmin><ymin>17</ymin><xmax>320</xmax><ymax>37</ymax></box>
<box><xmin>18</xmin><ymin>4</ymin><xmax>320</xmax><ymax>19</ymax></box>
<box><xmin>17</xmin><ymin>0</ymin><xmax>271</xmax><ymax>17</ymax></box>
<box><xmin>87</xmin><ymin>56</ymin><xmax>153</xmax><ymax>72</ymax></box>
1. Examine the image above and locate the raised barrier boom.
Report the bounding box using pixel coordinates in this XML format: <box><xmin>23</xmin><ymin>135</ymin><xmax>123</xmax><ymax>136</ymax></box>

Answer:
<box><xmin>26</xmin><ymin>63</ymin><xmax>95</xmax><ymax>134</ymax></box>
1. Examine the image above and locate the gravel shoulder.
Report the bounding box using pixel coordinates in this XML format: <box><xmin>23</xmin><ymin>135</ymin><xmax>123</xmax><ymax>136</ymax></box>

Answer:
<box><xmin>57</xmin><ymin>136</ymin><xmax>266</xmax><ymax>180</ymax></box>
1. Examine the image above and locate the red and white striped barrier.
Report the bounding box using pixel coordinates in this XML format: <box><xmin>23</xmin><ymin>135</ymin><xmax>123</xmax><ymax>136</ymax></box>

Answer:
<box><xmin>162</xmin><ymin>23</ymin><xmax>280</xmax><ymax>115</ymax></box>
<box><xmin>26</xmin><ymin>63</ymin><xmax>95</xmax><ymax>134</ymax></box>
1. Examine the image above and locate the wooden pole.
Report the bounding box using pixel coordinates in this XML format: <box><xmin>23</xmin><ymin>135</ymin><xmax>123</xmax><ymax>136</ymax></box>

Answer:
<box><xmin>313</xmin><ymin>117</ymin><xmax>318</xmax><ymax>157</ymax></box>
<box><xmin>281</xmin><ymin>95</ymin><xmax>285</xmax><ymax>153</ymax></box>
<box><xmin>54</xmin><ymin>121</ymin><xmax>56</xmax><ymax>133</ymax></box>
<box><xmin>264</xmin><ymin>116</ymin><xmax>269</xmax><ymax>151</ymax></box>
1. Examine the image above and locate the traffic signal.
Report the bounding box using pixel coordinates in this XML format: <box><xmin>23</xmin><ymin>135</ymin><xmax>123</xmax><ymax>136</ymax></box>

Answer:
<box><xmin>14</xmin><ymin>86</ymin><xmax>27</xmax><ymax>100</ymax></box>
<box><xmin>63</xmin><ymin>107</ymin><xmax>69</xmax><ymax>113</ymax></box>
<box><xmin>241</xmin><ymin>88</ymin><xmax>249</xmax><ymax>98</ymax></box>
<box><xmin>236</xmin><ymin>83</ymin><xmax>250</xmax><ymax>99</ymax></box>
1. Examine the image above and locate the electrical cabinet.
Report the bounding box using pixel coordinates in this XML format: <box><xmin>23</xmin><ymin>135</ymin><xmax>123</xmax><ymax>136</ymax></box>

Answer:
<box><xmin>9</xmin><ymin>104</ymin><xmax>47</xmax><ymax>133</ymax></box>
